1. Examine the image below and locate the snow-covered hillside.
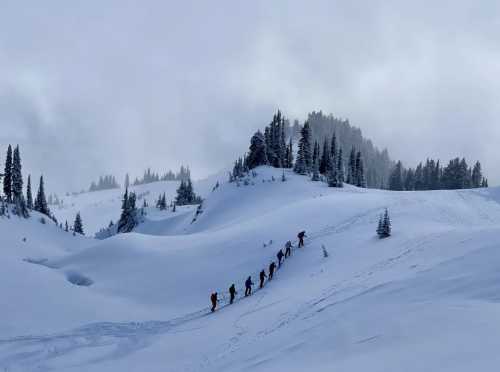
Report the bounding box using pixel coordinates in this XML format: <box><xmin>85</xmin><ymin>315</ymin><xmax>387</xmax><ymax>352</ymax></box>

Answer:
<box><xmin>52</xmin><ymin>172</ymin><xmax>224</xmax><ymax>236</ymax></box>
<box><xmin>1</xmin><ymin>166</ymin><xmax>500</xmax><ymax>372</ymax></box>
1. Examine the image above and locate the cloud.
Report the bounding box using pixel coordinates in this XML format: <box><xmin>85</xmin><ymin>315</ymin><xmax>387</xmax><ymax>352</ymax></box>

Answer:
<box><xmin>0</xmin><ymin>0</ymin><xmax>498</xmax><ymax>191</ymax></box>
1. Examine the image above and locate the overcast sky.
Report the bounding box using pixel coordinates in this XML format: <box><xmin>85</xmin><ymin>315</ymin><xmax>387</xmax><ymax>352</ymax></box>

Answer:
<box><xmin>1</xmin><ymin>0</ymin><xmax>499</xmax><ymax>192</ymax></box>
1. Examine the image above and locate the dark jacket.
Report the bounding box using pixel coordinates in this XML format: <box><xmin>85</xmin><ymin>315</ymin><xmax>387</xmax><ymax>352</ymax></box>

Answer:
<box><xmin>245</xmin><ymin>278</ymin><xmax>253</xmax><ymax>288</ymax></box>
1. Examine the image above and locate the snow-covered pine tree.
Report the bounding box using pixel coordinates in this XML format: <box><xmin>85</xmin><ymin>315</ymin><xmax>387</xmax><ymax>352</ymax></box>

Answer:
<box><xmin>327</xmin><ymin>154</ymin><xmax>339</xmax><ymax>187</ymax></box>
<box><xmin>117</xmin><ymin>188</ymin><xmax>139</xmax><ymax>233</ymax></box>
<box><xmin>3</xmin><ymin>145</ymin><xmax>12</xmax><ymax>202</ymax></box>
<box><xmin>337</xmin><ymin>148</ymin><xmax>344</xmax><ymax>187</ymax></box>
<box><xmin>65</xmin><ymin>220</ymin><xmax>69</xmax><ymax>232</ymax></box>
<box><xmin>355</xmin><ymin>151</ymin><xmax>366</xmax><ymax>188</ymax></box>
<box><xmin>346</xmin><ymin>146</ymin><xmax>356</xmax><ymax>185</ymax></box>
<box><xmin>294</xmin><ymin>121</ymin><xmax>312</xmax><ymax>175</ymax></box>
<box><xmin>34</xmin><ymin>175</ymin><xmax>50</xmax><ymax>216</ymax></box>
<box><xmin>11</xmin><ymin>146</ymin><xmax>28</xmax><ymax>217</ymax></box>
<box><xmin>319</xmin><ymin>139</ymin><xmax>329</xmax><ymax>175</ymax></box>
<box><xmin>270</xmin><ymin>110</ymin><xmax>285</xmax><ymax>168</ymax></box>
<box><xmin>280</xmin><ymin>115</ymin><xmax>287</xmax><ymax>167</ymax></box>
<box><xmin>471</xmin><ymin>161</ymin><xmax>482</xmax><ymax>188</ymax></box>
<box><xmin>26</xmin><ymin>174</ymin><xmax>33</xmax><ymax>209</ymax></box>
<box><xmin>303</xmin><ymin>122</ymin><xmax>312</xmax><ymax>172</ymax></box>
<box><xmin>382</xmin><ymin>209</ymin><xmax>391</xmax><ymax>238</ymax></box>
<box><xmin>330</xmin><ymin>132</ymin><xmax>337</xmax><ymax>165</ymax></box>
<box><xmin>73</xmin><ymin>212</ymin><xmax>84</xmax><ymax>235</ymax></box>
<box><xmin>287</xmin><ymin>138</ymin><xmax>293</xmax><ymax>168</ymax></box>
<box><xmin>247</xmin><ymin>130</ymin><xmax>268</xmax><ymax>169</ymax></box>
<box><xmin>376</xmin><ymin>214</ymin><xmax>384</xmax><ymax>237</ymax></box>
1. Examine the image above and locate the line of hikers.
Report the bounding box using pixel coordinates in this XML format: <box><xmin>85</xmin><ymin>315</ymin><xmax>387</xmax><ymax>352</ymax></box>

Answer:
<box><xmin>210</xmin><ymin>230</ymin><xmax>306</xmax><ymax>312</ymax></box>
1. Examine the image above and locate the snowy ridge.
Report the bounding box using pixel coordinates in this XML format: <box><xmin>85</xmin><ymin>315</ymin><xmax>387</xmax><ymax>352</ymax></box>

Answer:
<box><xmin>1</xmin><ymin>166</ymin><xmax>500</xmax><ymax>371</ymax></box>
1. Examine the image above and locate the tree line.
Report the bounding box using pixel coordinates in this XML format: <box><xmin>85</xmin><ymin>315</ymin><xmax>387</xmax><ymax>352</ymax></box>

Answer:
<box><xmin>237</xmin><ymin>110</ymin><xmax>368</xmax><ymax>189</ymax></box>
<box><xmin>0</xmin><ymin>144</ymin><xmax>84</xmax><ymax>235</ymax></box>
<box><xmin>89</xmin><ymin>175</ymin><xmax>120</xmax><ymax>192</ymax></box>
<box><xmin>129</xmin><ymin>166</ymin><xmax>191</xmax><ymax>187</ymax></box>
<box><xmin>388</xmin><ymin>158</ymin><xmax>488</xmax><ymax>191</ymax></box>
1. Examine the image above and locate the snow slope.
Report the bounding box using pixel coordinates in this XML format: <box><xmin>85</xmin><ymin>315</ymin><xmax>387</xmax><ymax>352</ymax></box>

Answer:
<box><xmin>52</xmin><ymin>170</ymin><xmax>224</xmax><ymax>236</ymax></box>
<box><xmin>1</xmin><ymin>166</ymin><xmax>500</xmax><ymax>372</ymax></box>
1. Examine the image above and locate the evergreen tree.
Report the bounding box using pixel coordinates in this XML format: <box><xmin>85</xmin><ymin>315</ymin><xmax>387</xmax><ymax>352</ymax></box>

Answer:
<box><xmin>247</xmin><ymin>131</ymin><xmax>268</xmax><ymax>169</ymax></box>
<box><xmin>65</xmin><ymin>220</ymin><xmax>69</xmax><ymax>232</ymax></box>
<box><xmin>34</xmin><ymin>175</ymin><xmax>50</xmax><ymax>216</ymax></box>
<box><xmin>383</xmin><ymin>209</ymin><xmax>391</xmax><ymax>237</ymax></box>
<box><xmin>12</xmin><ymin>146</ymin><xmax>23</xmax><ymax>201</ymax></box>
<box><xmin>286</xmin><ymin>138</ymin><xmax>293</xmax><ymax>168</ymax></box>
<box><xmin>124</xmin><ymin>173</ymin><xmax>130</xmax><ymax>189</ymax></box>
<box><xmin>377</xmin><ymin>209</ymin><xmax>391</xmax><ymax>238</ymax></box>
<box><xmin>376</xmin><ymin>214</ymin><xmax>384</xmax><ymax>237</ymax></box>
<box><xmin>294</xmin><ymin>122</ymin><xmax>312</xmax><ymax>175</ymax></box>
<box><xmin>471</xmin><ymin>161</ymin><xmax>483</xmax><ymax>188</ymax></box>
<box><xmin>280</xmin><ymin>115</ymin><xmax>287</xmax><ymax>167</ymax></box>
<box><xmin>337</xmin><ymin>148</ymin><xmax>344</xmax><ymax>187</ymax></box>
<box><xmin>3</xmin><ymin>145</ymin><xmax>12</xmax><ymax>202</ymax></box>
<box><xmin>312</xmin><ymin>141</ymin><xmax>319</xmax><ymax>169</ymax></box>
<box><xmin>327</xmin><ymin>155</ymin><xmax>339</xmax><ymax>187</ymax></box>
<box><xmin>389</xmin><ymin>161</ymin><xmax>404</xmax><ymax>191</ymax></box>
<box><xmin>404</xmin><ymin>168</ymin><xmax>415</xmax><ymax>191</ymax></box>
<box><xmin>11</xmin><ymin>146</ymin><xmax>28</xmax><ymax>217</ymax></box>
<box><xmin>355</xmin><ymin>151</ymin><xmax>366</xmax><ymax>188</ymax></box>
<box><xmin>26</xmin><ymin>174</ymin><xmax>33</xmax><ymax>209</ymax></box>
<box><xmin>73</xmin><ymin>212</ymin><xmax>84</xmax><ymax>235</ymax></box>
<box><xmin>117</xmin><ymin>188</ymin><xmax>138</xmax><ymax>233</ymax></box>
<box><xmin>330</xmin><ymin>132</ymin><xmax>337</xmax><ymax>164</ymax></box>
<box><xmin>319</xmin><ymin>139</ymin><xmax>329</xmax><ymax>175</ymax></box>
<box><xmin>346</xmin><ymin>147</ymin><xmax>356</xmax><ymax>184</ymax></box>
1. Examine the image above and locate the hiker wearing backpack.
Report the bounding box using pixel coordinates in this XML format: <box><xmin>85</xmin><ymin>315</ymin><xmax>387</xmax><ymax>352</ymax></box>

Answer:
<box><xmin>277</xmin><ymin>249</ymin><xmax>284</xmax><ymax>267</ymax></box>
<box><xmin>245</xmin><ymin>276</ymin><xmax>254</xmax><ymax>296</ymax></box>
<box><xmin>210</xmin><ymin>292</ymin><xmax>218</xmax><ymax>312</ymax></box>
<box><xmin>259</xmin><ymin>269</ymin><xmax>267</xmax><ymax>289</ymax></box>
<box><xmin>269</xmin><ymin>261</ymin><xmax>276</xmax><ymax>280</ymax></box>
<box><xmin>298</xmin><ymin>231</ymin><xmax>306</xmax><ymax>248</ymax></box>
<box><xmin>285</xmin><ymin>240</ymin><xmax>292</xmax><ymax>258</ymax></box>
<box><xmin>229</xmin><ymin>284</ymin><xmax>237</xmax><ymax>304</ymax></box>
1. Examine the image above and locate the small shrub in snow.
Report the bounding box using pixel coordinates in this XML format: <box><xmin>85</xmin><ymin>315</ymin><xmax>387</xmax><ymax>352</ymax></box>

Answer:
<box><xmin>40</xmin><ymin>217</ymin><xmax>46</xmax><ymax>224</ymax></box>
<box><xmin>377</xmin><ymin>209</ymin><xmax>392</xmax><ymax>239</ymax></box>
<box><xmin>322</xmin><ymin>245</ymin><xmax>329</xmax><ymax>258</ymax></box>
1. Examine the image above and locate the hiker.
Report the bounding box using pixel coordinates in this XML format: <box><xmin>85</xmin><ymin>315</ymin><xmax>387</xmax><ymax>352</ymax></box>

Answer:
<box><xmin>277</xmin><ymin>249</ymin><xmax>284</xmax><ymax>267</ymax></box>
<box><xmin>245</xmin><ymin>276</ymin><xmax>254</xmax><ymax>296</ymax></box>
<box><xmin>259</xmin><ymin>269</ymin><xmax>267</xmax><ymax>289</ymax></box>
<box><xmin>210</xmin><ymin>292</ymin><xmax>218</xmax><ymax>312</ymax></box>
<box><xmin>284</xmin><ymin>240</ymin><xmax>292</xmax><ymax>258</ymax></box>
<box><xmin>298</xmin><ymin>231</ymin><xmax>306</xmax><ymax>248</ymax></box>
<box><xmin>229</xmin><ymin>284</ymin><xmax>237</xmax><ymax>304</ymax></box>
<box><xmin>269</xmin><ymin>261</ymin><xmax>276</xmax><ymax>280</ymax></box>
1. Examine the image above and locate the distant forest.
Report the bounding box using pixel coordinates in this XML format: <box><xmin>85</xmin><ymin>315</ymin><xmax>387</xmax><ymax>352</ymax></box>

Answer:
<box><xmin>238</xmin><ymin>110</ymin><xmax>488</xmax><ymax>191</ymax></box>
<box><xmin>282</xmin><ymin>111</ymin><xmax>392</xmax><ymax>188</ymax></box>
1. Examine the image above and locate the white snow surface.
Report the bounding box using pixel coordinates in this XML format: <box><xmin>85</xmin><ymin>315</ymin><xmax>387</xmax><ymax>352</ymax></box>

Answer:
<box><xmin>1</xmin><ymin>166</ymin><xmax>500</xmax><ymax>371</ymax></box>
